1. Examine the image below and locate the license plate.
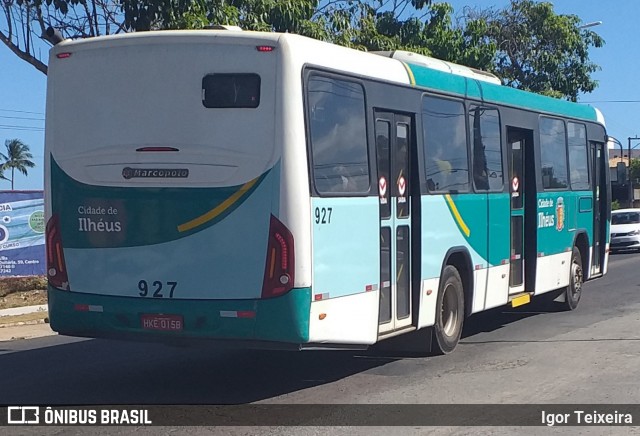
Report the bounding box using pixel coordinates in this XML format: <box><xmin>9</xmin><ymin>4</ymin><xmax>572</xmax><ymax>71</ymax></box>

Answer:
<box><xmin>141</xmin><ymin>314</ymin><xmax>183</xmax><ymax>331</ymax></box>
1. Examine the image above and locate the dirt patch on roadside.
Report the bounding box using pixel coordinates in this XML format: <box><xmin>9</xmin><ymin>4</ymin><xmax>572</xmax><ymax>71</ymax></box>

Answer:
<box><xmin>0</xmin><ymin>276</ymin><xmax>48</xmax><ymax>310</ymax></box>
<box><xmin>0</xmin><ymin>289</ymin><xmax>48</xmax><ymax>310</ymax></box>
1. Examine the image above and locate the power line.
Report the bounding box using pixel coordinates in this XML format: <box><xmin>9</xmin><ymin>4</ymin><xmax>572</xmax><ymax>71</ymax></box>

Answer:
<box><xmin>0</xmin><ymin>108</ymin><xmax>44</xmax><ymax>115</ymax></box>
<box><xmin>0</xmin><ymin>115</ymin><xmax>44</xmax><ymax>121</ymax></box>
<box><xmin>0</xmin><ymin>125</ymin><xmax>44</xmax><ymax>131</ymax></box>
<box><xmin>580</xmin><ymin>100</ymin><xmax>640</xmax><ymax>103</ymax></box>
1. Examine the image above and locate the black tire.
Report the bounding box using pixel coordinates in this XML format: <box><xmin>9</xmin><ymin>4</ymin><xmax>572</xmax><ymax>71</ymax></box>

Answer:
<box><xmin>563</xmin><ymin>246</ymin><xmax>583</xmax><ymax>311</ymax></box>
<box><xmin>433</xmin><ymin>265</ymin><xmax>465</xmax><ymax>354</ymax></box>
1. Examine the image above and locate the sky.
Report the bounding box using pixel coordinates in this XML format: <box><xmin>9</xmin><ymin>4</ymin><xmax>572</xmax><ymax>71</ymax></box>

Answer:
<box><xmin>1</xmin><ymin>0</ymin><xmax>638</xmax><ymax>190</ymax></box>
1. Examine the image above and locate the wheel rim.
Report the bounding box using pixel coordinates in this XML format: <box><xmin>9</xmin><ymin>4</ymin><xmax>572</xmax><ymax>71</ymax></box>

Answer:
<box><xmin>441</xmin><ymin>283</ymin><xmax>459</xmax><ymax>337</ymax></box>
<box><xmin>571</xmin><ymin>260</ymin><xmax>583</xmax><ymax>297</ymax></box>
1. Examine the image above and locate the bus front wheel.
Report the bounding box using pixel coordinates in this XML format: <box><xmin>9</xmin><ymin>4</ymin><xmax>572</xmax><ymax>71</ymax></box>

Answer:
<box><xmin>433</xmin><ymin>265</ymin><xmax>465</xmax><ymax>354</ymax></box>
<box><xmin>563</xmin><ymin>246</ymin><xmax>583</xmax><ymax>311</ymax></box>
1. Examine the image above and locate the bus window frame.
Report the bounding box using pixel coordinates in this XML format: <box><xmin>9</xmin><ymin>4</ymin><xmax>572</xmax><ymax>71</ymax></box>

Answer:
<box><xmin>467</xmin><ymin>102</ymin><xmax>505</xmax><ymax>194</ymax></box>
<box><xmin>567</xmin><ymin>121</ymin><xmax>592</xmax><ymax>191</ymax></box>
<box><xmin>303</xmin><ymin>68</ymin><xmax>373</xmax><ymax>198</ymax></box>
<box><xmin>421</xmin><ymin>93</ymin><xmax>471</xmax><ymax>195</ymax></box>
<box><xmin>539</xmin><ymin>115</ymin><xmax>570</xmax><ymax>192</ymax></box>
<box><xmin>201</xmin><ymin>73</ymin><xmax>262</xmax><ymax>109</ymax></box>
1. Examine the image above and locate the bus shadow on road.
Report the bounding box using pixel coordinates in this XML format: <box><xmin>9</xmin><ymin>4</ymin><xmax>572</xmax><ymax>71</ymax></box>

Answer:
<box><xmin>461</xmin><ymin>300</ymin><xmax>563</xmax><ymax>339</ymax></box>
<box><xmin>0</xmin><ymin>337</ymin><xmax>399</xmax><ymax>405</ymax></box>
<box><xmin>1</xmin><ymin>301</ymin><xmax>574</xmax><ymax>405</ymax></box>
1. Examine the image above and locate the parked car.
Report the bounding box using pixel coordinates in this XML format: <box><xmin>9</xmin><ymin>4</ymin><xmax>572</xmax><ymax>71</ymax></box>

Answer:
<box><xmin>610</xmin><ymin>208</ymin><xmax>640</xmax><ymax>252</ymax></box>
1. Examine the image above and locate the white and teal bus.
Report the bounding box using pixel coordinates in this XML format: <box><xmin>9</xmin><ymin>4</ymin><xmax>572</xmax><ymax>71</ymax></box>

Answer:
<box><xmin>45</xmin><ymin>29</ymin><xmax>610</xmax><ymax>354</ymax></box>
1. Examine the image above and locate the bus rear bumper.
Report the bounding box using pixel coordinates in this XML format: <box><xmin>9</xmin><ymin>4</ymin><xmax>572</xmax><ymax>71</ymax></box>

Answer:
<box><xmin>47</xmin><ymin>286</ymin><xmax>311</xmax><ymax>346</ymax></box>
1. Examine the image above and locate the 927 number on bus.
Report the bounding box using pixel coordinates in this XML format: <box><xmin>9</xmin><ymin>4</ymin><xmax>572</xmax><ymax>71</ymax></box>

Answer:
<box><xmin>138</xmin><ymin>280</ymin><xmax>177</xmax><ymax>298</ymax></box>
<box><xmin>315</xmin><ymin>207</ymin><xmax>332</xmax><ymax>224</ymax></box>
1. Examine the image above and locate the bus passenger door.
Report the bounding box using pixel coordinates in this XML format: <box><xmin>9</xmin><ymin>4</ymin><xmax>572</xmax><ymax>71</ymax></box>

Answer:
<box><xmin>590</xmin><ymin>141</ymin><xmax>608</xmax><ymax>276</ymax></box>
<box><xmin>375</xmin><ymin>112</ymin><xmax>414</xmax><ymax>334</ymax></box>
<box><xmin>507</xmin><ymin>128</ymin><xmax>526</xmax><ymax>295</ymax></box>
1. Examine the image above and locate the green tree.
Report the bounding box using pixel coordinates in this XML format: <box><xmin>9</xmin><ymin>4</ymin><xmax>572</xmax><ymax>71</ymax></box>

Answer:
<box><xmin>2</xmin><ymin>0</ymin><xmax>603</xmax><ymax>102</ymax></box>
<box><xmin>121</xmin><ymin>0</ymin><xmax>321</xmax><ymax>33</ymax></box>
<box><xmin>1</xmin><ymin>0</ymin><xmax>123</xmax><ymax>74</ymax></box>
<box><xmin>316</xmin><ymin>1</ymin><xmax>494</xmax><ymax>70</ymax></box>
<box><xmin>611</xmin><ymin>199</ymin><xmax>620</xmax><ymax>211</ymax></box>
<box><xmin>465</xmin><ymin>0</ymin><xmax>604</xmax><ymax>101</ymax></box>
<box><xmin>1</xmin><ymin>139</ymin><xmax>36</xmax><ymax>190</ymax></box>
<box><xmin>119</xmin><ymin>1</ymin><xmax>433</xmax><ymax>34</ymax></box>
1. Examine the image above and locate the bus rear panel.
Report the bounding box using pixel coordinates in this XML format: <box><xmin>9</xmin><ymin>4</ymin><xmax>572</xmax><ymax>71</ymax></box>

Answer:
<box><xmin>45</xmin><ymin>32</ymin><xmax>310</xmax><ymax>345</ymax></box>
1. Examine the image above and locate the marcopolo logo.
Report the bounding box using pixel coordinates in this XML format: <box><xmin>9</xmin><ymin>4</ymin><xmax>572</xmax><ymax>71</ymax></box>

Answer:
<box><xmin>122</xmin><ymin>167</ymin><xmax>189</xmax><ymax>180</ymax></box>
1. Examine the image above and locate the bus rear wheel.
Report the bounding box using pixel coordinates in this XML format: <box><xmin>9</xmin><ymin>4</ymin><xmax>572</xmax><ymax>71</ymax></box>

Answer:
<box><xmin>563</xmin><ymin>246</ymin><xmax>583</xmax><ymax>311</ymax></box>
<box><xmin>433</xmin><ymin>265</ymin><xmax>464</xmax><ymax>354</ymax></box>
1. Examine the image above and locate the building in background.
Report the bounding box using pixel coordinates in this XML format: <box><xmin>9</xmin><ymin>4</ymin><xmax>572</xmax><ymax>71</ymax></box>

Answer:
<box><xmin>609</xmin><ymin>148</ymin><xmax>640</xmax><ymax>207</ymax></box>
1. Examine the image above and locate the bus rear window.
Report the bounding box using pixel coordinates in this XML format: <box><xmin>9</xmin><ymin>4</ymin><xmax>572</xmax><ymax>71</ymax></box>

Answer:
<box><xmin>202</xmin><ymin>74</ymin><xmax>261</xmax><ymax>108</ymax></box>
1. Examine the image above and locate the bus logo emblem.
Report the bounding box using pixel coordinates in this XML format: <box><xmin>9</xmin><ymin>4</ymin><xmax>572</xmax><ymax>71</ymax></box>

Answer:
<box><xmin>122</xmin><ymin>167</ymin><xmax>189</xmax><ymax>179</ymax></box>
<box><xmin>556</xmin><ymin>197</ymin><xmax>565</xmax><ymax>231</ymax></box>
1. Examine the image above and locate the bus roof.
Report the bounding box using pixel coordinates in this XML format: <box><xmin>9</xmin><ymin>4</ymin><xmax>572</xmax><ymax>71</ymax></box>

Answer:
<box><xmin>404</xmin><ymin>63</ymin><xmax>600</xmax><ymax>123</ymax></box>
<box><xmin>50</xmin><ymin>29</ymin><xmax>411</xmax><ymax>87</ymax></box>
<box><xmin>372</xmin><ymin>50</ymin><xmax>502</xmax><ymax>85</ymax></box>
<box><xmin>51</xmin><ymin>29</ymin><xmax>602</xmax><ymax>124</ymax></box>
<box><xmin>51</xmin><ymin>28</ymin><xmax>282</xmax><ymax>51</ymax></box>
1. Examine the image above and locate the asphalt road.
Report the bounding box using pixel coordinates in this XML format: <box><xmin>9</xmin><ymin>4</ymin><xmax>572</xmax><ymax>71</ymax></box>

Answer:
<box><xmin>1</xmin><ymin>252</ymin><xmax>640</xmax><ymax>434</ymax></box>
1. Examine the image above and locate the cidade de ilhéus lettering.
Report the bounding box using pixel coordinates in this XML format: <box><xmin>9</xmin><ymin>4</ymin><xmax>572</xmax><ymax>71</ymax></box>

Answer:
<box><xmin>77</xmin><ymin>205</ymin><xmax>122</xmax><ymax>232</ymax></box>
<box><xmin>538</xmin><ymin>198</ymin><xmax>555</xmax><ymax>229</ymax></box>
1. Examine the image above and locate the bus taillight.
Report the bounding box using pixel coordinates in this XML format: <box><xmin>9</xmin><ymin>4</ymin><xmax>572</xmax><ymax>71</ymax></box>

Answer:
<box><xmin>261</xmin><ymin>215</ymin><xmax>294</xmax><ymax>298</ymax></box>
<box><xmin>46</xmin><ymin>214</ymin><xmax>69</xmax><ymax>291</ymax></box>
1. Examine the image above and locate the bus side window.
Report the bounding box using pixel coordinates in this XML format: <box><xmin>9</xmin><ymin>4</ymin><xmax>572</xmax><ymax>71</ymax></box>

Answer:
<box><xmin>422</xmin><ymin>95</ymin><xmax>469</xmax><ymax>193</ymax></box>
<box><xmin>307</xmin><ymin>75</ymin><xmax>370</xmax><ymax>195</ymax></box>
<box><xmin>540</xmin><ymin>117</ymin><xmax>569</xmax><ymax>190</ymax></box>
<box><xmin>568</xmin><ymin>122</ymin><xmax>590</xmax><ymax>190</ymax></box>
<box><xmin>470</xmin><ymin>105</ymin><xmax>503</xmax><ymax>192</ymax></box>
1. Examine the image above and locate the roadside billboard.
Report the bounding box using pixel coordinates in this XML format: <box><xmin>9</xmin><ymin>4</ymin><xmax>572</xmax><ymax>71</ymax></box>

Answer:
<box><xmin>0</xmin><ymin>191</ymin><xmax>45</xmax><ymax>276</ymax></box>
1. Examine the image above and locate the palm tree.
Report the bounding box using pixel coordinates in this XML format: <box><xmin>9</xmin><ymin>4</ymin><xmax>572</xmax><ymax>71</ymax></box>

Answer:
<box><xmin>1</xmin><ymin>139</ymin><xmax>36</xmax><ymax>190</ymax></box>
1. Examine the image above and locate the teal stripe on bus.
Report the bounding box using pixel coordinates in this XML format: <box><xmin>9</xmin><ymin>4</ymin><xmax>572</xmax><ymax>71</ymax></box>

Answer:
<box><xmin>48</xmin><ymin>286</ymin><xmax>311</xmax><ymax>343</ymax></box>
<box><xmin>50</xmin><ymin>156</ymin><xmax>274</xmax><ymax>248</ymax></box>
<box><xmin>407</xmin><ymin>64</ymin><xmax>599</xmax><ymax>122</ymax></box>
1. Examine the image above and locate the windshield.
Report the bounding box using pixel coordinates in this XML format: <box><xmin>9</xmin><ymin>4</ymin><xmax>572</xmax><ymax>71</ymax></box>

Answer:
<box><xmin>612</xmin><ymin>212</ymin><xmax>640</xmax><ymax>225</ymax></box>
